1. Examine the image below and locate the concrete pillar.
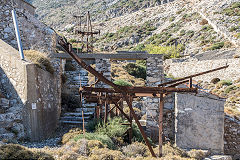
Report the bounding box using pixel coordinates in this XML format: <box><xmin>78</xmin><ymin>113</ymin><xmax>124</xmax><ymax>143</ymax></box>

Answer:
<box><xmin>145</xmin><ymin>57</ymin><xmax>164</xmax><ymax>142</ymax></box>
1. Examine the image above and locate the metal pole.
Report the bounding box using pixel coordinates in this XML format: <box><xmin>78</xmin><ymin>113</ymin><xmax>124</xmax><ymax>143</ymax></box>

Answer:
<box><xmin>159</xmin><ymin>93</ymin><xmax>164</xmax><ymax>157</ymax></box>
<box><xmin>12</xmin><ymin>9</ymin><xmax>24</xmax><ymax>60</ymax></box>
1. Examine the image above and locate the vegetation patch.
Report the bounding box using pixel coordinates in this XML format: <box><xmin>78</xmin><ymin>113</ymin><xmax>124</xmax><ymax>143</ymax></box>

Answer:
<box><xmin>24</xmin><ymin>50</ymin><xmax>54</xmax><ymax>74</ymax></box>
<box><xmin>0</xmin><ymin>144</ymin><xmax>54</xmax><ymax>160</ymax></box>
<box><xmin>223</xmin><ymin>2</ymin><xmax>240</xmax><ymax>16</ymax></box>
<box><xmin>124</xmin><ymin>63</ymin><xmax>146</xmax><ymax>79</ymax></box>
<box><xmin>113</xmin><ymin>79</ymin><xmax>133</xmax><ymax>86</ymax></box>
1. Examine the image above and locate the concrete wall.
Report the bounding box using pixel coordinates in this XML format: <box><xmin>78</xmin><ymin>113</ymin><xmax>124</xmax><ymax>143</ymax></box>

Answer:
<box><xmin>175</xmin><ymin>91</ymin><xmax>225</xmax><ymax>154</ymax></box>
<box><xmin>0</xmin><ymin>39</ymin><xmax>60</xmax><ymax>141</ymax></box>
<box><xmin>0</xmin><ymin>0</ymin><xmax>57</xmax><ymax>56</ymax></box>
<box><xmin>164</xmin><ymin>58</ymin><xmax>240</xmax><ymax>82</ymax></box>
<box><xmin>224</xmin><ymin>115</ymin><xmax>240</xmax><ymax>159</ymax></box>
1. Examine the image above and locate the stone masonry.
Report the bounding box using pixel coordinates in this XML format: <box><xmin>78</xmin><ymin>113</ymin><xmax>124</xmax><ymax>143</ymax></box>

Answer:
<box><xmin>164</xmin><ymin>58</ymin><xmax>240</xmax><ymax>82</ymax></box>
<box><xmin>0</xmin><ymin>39</ymin><xmax>61</xmax><ymax>142</ymax></box>
<box><xmin>0</xmin><ymin>0</ymin><xmax>58</xmax><ymax>56</ymax></box>
<box><xmin>175</xmin><ymin>90</ymin><xmax>225</xmax><ymax>154</ymax></box>
<box><xmin>224</xmin><ymin>115</ymin><xmax>240</xmax><ymax>160</ymax></box>
<box><xmin>95</xmin><ymin>59</ymin><xmax>112</xmax><ymax>88</ymax></box>
<box><xmin>145</xmin><ymin>56</ymin><xmax>165</xmax><ymax>142</ymax></box>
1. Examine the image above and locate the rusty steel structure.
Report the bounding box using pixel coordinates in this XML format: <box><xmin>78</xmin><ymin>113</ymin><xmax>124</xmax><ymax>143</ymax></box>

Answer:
<box><xmin>73</xmin><ymin>11</ymin><xmax>100</xmax><ymax>53</ymax></box>
<box><xmin>58</xmin><ymin>37</ymin><xmax>228</xmax><ymax>157</ymax></box>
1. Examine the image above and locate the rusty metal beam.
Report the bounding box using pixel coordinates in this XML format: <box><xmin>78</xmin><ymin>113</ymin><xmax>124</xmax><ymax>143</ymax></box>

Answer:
<box><xmin>81</xmin><ymin>86</ymin><xmax>198</xmax><ymax>94</ymax></box>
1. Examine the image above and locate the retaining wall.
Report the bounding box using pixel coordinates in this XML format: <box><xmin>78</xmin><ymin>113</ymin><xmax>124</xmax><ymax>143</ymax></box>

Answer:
<box><xmin>164</xmin><ymin>58</ymin><xmax>240</xmax><ymax>82</ymax></box>
<box><xmin>0</xmin><ymin>39</ymin><xmax>60</xmax><ymax>141</ymax></box>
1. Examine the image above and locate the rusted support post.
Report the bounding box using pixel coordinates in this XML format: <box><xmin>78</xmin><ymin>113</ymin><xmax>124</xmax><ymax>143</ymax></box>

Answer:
<box><xmin>189</xmin><ymin>77</ymin><xmax>193</xmax><ymax>88</ymax></box>
<box><xmin>123</xmin><ymin>93</ymin><xmax>157</xmax><ymax>157</ymax></box>
<box><xmin>129</xmin><ymin>96</ymin><xmax>133</xmax><ymax>144</ymax></box>
<box><xmin>104</xmin><ymin>94</ymin><xmax>108</xmax><ymax>124</ymax></box>
<box><xmin>159</xmin><ymin>93</ymin><xmax>164</xmax><ymax>157</ymax></box>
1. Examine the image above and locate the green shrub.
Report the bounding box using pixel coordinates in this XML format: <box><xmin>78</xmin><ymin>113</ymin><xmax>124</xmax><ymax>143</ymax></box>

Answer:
<box><xmin>96</xmin><ymin>117</ymin><xmax>129</xmax><ymax>139</ymax></box>
<box><xmin>24</xmin><ymin>50</ymin><xmax>54</xmax><ymax>74</ymax></box>
<box><xmin>136</xmin><ymin>60</ymin><xmax>146</xmax><ymax>66</ymax></box>
<box><xmin>217</xmin><ymin>80</ymin><xmax>232</xmax><ymax>87</ymax></box>
<box><xmin>209</xmin><ymin>42</ymin><xmax>224</xmax><ymax>50</ymax></box>
<box><xmin>223</xmin><ymin>2</ymin><xmax>240</xmax><ymax>16</ymax></box>
<box><xmin>179</xmin><ymin>30</ymin><xmax>186</xmax><ymax>36</ymax></box>
<box><xmin>145</xmin><ymin>44</ymin><xmax>184</xmax><ymax>59</ymax></box>
<box><xmin>0</xmin><ymin>144</ymin><xmax>54</xmax><ymax>160</ymax></box>
<box><xmin>69</xmin><ymin>39</ymin><xmax>77</xmax><ymax>43</ymax></box>
<box><xmin>113</xmin><ymin>79</ymin><xmax>133</xmax><ymax>86</ymax></box>
<box><xmin>74</xmin><ymin>133</ymin><xmax>114</xmax><ymax>149</ymax></box>
<box><xmin>124</xmin><ymin>63</ymin><xmax>146</xmax><ymax>79</ymax></box>
<box><xmin>224</xmin><ymin>85</ymin><xmax>238</xmax><ymax>94</ymax></box>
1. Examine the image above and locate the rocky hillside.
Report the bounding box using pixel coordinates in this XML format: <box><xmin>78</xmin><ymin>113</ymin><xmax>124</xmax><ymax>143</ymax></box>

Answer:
<box><xmin>31</xmin><ymin>0</ymin><xmax>164</xmax><ymax>30</ymax></box>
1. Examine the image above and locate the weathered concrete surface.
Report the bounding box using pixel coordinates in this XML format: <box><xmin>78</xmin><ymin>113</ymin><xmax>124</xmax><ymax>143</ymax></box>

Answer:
<box><xmin>0</xmin><ymin>39</ymin><xmax>60</xmax><ymax>141</ymax></box>
<box><xmin>175</xmin><ymin>91</ymin><xmax>225</xmax><ymax>154</ymax></box>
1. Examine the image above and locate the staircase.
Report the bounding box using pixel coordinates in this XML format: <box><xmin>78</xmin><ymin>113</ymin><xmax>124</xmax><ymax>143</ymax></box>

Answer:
<box><xmin>60</xmin><ymin>64</ymin><xmax>97</xmax><ymax>128</ymax></box>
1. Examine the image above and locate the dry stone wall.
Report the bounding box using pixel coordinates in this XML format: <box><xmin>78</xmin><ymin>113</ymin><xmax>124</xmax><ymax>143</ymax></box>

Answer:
<box><xmin>224</xmin><ymin>115</ymin><xmax>240</xmax><ymax>159</ymax></box>
<box><xmin>95</xmin><ymin>59</ymin><xmax>112</xmax><ymax>88</ymax></box>
<box><xmin>145</xmin><ymin>57</ymin><xmax>166</xmax><ymax>142</ymax></box>
<box><xmin>164</xmin><ymin>58</ymin><xmax>240</xmax><ymax>82</ymax></box>
<box><xmin>0</xmin><ymin>0</ymin><xmax>57</xmax><ymax>56</ymax></box>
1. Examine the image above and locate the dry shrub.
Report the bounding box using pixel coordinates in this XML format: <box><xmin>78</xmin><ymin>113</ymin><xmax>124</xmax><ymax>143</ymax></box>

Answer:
<box><xmin>62</xmin><ymin>128</ymin><xmax>83</xmax><ymax>144</ymax></box>
<box><xmin>124</xmin><ymin>107</ymin><xmax>141</xmax><ymax>119</ymax></box>
<box><xmin>199</xmin><ymin>19</ymin><xmax>208</xmax><ymax>25</ymax></box>
<box><xmin>0</xmin><ymin>144</ymin><xmax>54</xmax><ymax>160</ymax></box>
<box><xmin>162</xmin><ymin>143</ymin><xmax>187</xmax><ymax>157</ymax></box>
<box><xmin>187</xmin><ymin>149</ymin><xmax>209</xmax><ymax>159</ymax></box>
<box><xmin>24</xmin><ymin>50</ymin><xmax>54</xmax><ymax>74</ymax></box>
<box><xmin>122</xmin><ymin>142</ymin><xmax>148</xmax><ymax>157</ymax></box>
<box><xmin>90</xmin><ymin>148</ymin><xmax>125</xmax><ymax>160</ymax></box>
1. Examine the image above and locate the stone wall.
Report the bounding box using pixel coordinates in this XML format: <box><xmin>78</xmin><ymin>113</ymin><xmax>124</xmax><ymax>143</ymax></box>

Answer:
<box><xmin>95</xmin><ymin>59</ymin><xmax>112</xmax><ymax>88</ymax></box>
<box><xmin>175</xmin><ymin>90</ymin><xmax>225</xmax><ymax>154</ymax></box>
<box><xmin>145</xmin><ymin>56</ymin><xmax>165</xmax><ymax>142</ymax></box>
<box><xmin>224</xmin><ymin>115</ymin><xmax>240</xmax><ymax>159</ymax></box>
<box><xmin>14</xmin><ymin>0</ymin><xmax>36</xmax><ymax>15</ymax></box>
<box><xmin>164</xmin><ymin>58</ymin><xmax>240</xmax><ymax>82</ymax></box>
<box><xmin>0</xmin><ymin>39</ymin><xmax>61</xmax><ymax>141</ymax></box>
<box><xmin>0</xmin><ymin>0</ymin><xmax>57</xmax><ymax>56</ymax></box>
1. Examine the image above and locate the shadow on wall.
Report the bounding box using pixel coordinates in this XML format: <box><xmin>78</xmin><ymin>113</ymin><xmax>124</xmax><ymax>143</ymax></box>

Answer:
<box><xmin>0</xmin><ymin>66</ymin><xmax>25</xmax><ymax>141</ymax></box>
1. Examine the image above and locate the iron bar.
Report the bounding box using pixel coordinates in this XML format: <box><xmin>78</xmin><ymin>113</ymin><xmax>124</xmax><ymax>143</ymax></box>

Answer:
<box><xmin>159</xmin><ymin>94</ymin><xmax>164</xmax><ymax>157</ymax></box>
